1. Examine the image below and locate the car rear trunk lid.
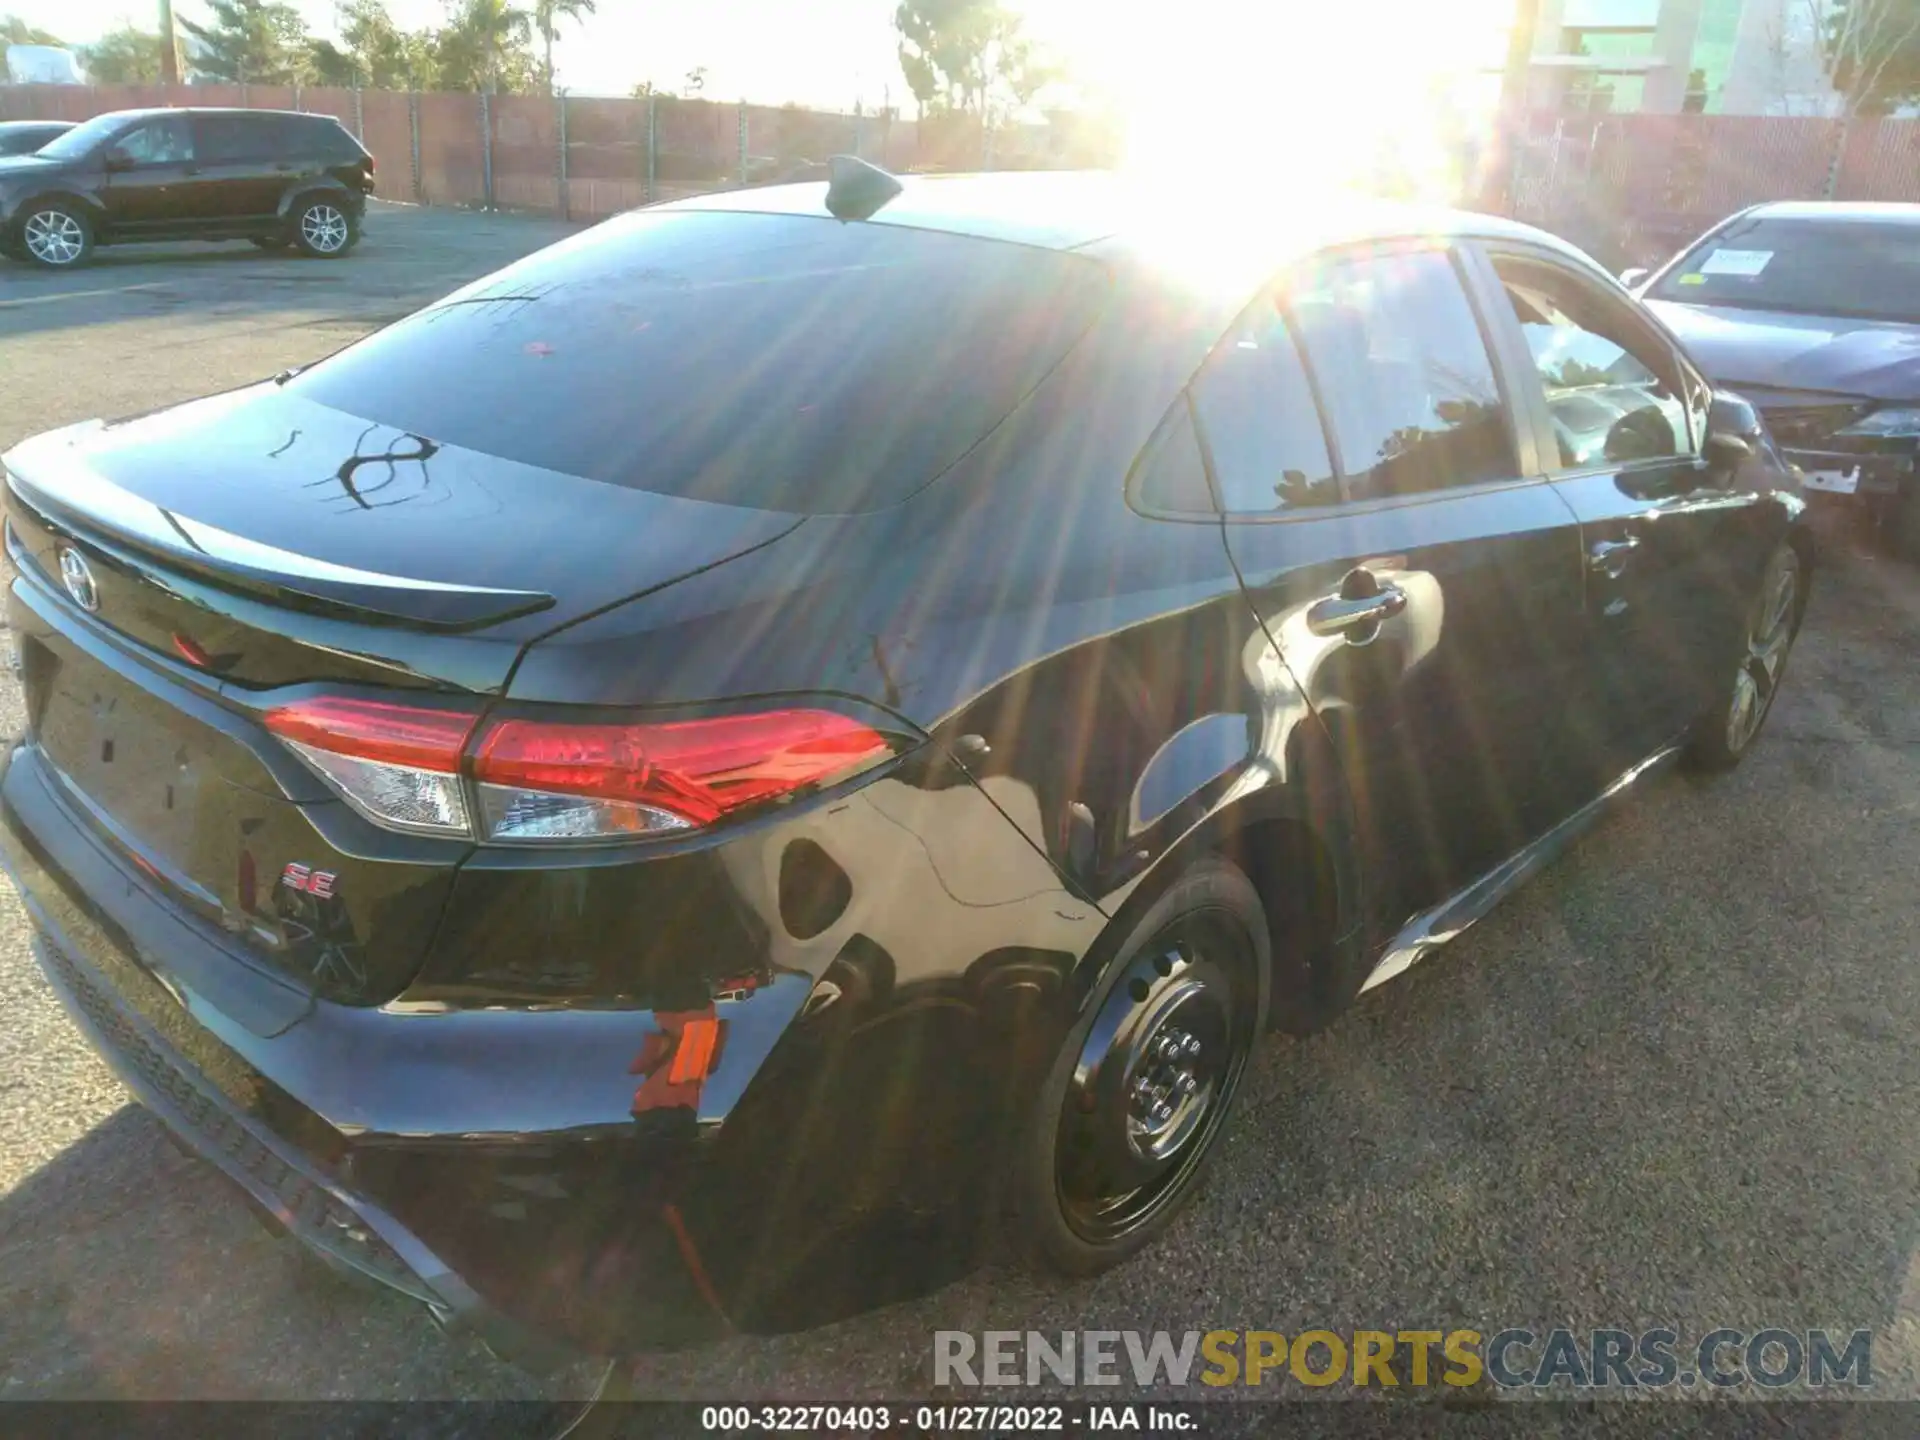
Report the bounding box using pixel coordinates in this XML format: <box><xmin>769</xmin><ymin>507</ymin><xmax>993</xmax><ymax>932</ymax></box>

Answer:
<box><xmin>1</xmin><ymin>391</ymin><xmax>803</xmax><ymax>1005</ymax></box>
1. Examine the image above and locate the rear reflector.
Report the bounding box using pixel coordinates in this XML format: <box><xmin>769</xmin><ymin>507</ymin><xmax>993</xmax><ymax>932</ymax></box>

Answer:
<box><xmin>263</xmin><ymin>698</ymin><xmax>892</xmax><ymax>843</ymax></box>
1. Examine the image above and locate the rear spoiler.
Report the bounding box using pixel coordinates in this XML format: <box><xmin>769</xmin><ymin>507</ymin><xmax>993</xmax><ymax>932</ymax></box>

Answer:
<box><xmin>5</xmin><ymin>464</ymin><xmax>554</xmax><ymax>632</ymax></box>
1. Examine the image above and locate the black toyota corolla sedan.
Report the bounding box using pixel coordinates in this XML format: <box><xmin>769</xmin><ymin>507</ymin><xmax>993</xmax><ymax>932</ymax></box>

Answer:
<box><xmin>0</xmin><ymin>163</ymin><xmax>1811</xmax><ymax>1364</ymax></box>
<box><xmin>1630</xmin><ymin>202</ymin><xmax>1920</xmax><ymax>556</ymax></box>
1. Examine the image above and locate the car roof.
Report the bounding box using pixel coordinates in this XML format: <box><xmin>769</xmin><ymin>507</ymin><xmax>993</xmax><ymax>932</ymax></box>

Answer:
<box><xmin>0</xmin><ymin>120</ymin><xmax>71</xmax><ymax>130</ymax></box>
<box><xmin>1743</xmin><ymin>200</ymin><xmax>1920</xmax><ymax>224</ymax></box>
<box><xmin>77</xmin><ymin>107</ymin><xmax>332</xmax><ymax>125</ymax></box>
<box><xmin>662</xmin><ymin>169</ymin><xmax>1603</xmax><ymax>276</ymax></box>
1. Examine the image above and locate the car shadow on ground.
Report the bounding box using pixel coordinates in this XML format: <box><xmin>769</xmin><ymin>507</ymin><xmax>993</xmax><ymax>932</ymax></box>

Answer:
<box><xmin>0</xmin><ymin>1101</ymin><xmax>599</xmax><ymax>1401</ymax></box>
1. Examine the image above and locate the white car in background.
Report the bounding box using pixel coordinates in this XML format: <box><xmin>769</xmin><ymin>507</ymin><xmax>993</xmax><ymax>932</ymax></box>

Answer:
<box><xmin>5</xmin><ymin>45</ymin><xmax>87</xmax><ymax>86</ymax></box>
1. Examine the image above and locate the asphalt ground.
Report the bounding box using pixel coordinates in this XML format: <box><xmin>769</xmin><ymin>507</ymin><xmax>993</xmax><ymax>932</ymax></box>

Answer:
<box><xmin>3</xmin><ymin>202</ymin><xmax>1919</xmax><ymax>1426</ymax></box>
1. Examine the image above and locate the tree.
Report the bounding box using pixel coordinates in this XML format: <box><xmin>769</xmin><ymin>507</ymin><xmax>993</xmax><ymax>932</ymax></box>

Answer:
<box><xmin>1</xmin><ymin>15</ymin><xmax>63</xmax><ymax>45</ymax></box>
<box><xmin>1807</xmin><ymin>0</ymin><xmax>1920</xmax><ymax>114</ymax></box>
<box><xmin>306</xmin><ymin>37</ymin><xmax>357</xmax><ymax>84</ymax></box>
<box><xmin>177</xmin><ymin>0</ymin><xmax>311</xmax><ymax>84</ymax></box>
<box><xmin>533</xmin><ymin>0</ymin><xmax>593</xmax><ymax>96</ymax></box>
<box><xmin>84</xmin><ymin>23</ymin><xmax>181</xmax><ymax>83</ymax></box>
<box><xmin>893</xmin><ymin>0</ymin><xmax>1050</xmax><ymax>119</ymax></box>
<box><xmin>313</xmin><ymin>0</ymin><xmax>434</xmax><ymax>88</ymax></box>
<box><xmin>434</xmin><ymin>0</ymin><xmax>534</xmax><ymax>92</ymax></box>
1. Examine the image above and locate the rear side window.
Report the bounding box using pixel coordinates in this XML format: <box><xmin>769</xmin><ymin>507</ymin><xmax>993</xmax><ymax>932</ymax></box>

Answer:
<box><xmin>1288</xmin><ymin>248</ymin><xmax>1516</xmax><ymax>501</ymax></box>
<box><xmin>1190</xmin><ymin>302</ymin><xmax>1337</xmax><ymax>513</ymax></box>
<box><xmin>313</xmin><ymin>118</ymin><xmax>367</xmax><ymax>160</ymax></box>
<box><xmin>290</xmin><ymin>210</ymin><xmax>1110</xmax><ymax>514</ymax></box>
<box><xmin>1132</xmin><ymin>399</ymin><xmax>1215</xmax><ymax>514</ymax></box>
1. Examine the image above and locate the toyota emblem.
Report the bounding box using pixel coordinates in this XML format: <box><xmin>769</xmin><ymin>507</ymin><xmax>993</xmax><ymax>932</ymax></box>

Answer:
<box><xmin>57</xmin><ymin>547</ymin><xmax>98</xmax><ymax>612</ymax></box>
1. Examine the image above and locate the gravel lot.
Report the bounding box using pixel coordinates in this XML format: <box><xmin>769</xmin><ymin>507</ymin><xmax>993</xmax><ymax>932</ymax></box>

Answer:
<box><xmin>3</xmin><ymin>202</ymin><xmax>1919</xmax><ymax>1418</ymax></box>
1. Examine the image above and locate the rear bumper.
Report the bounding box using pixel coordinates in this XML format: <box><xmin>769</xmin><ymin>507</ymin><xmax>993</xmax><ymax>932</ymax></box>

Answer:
<box><xmin>0</xmin><ymin>739</ymin><xmax>729</xmax><ymax>1362</ymax></box>
<box><xmin>24</xmin><ymin>922</ymin><xmax>575</xmax><ymax>1372</ymax></box>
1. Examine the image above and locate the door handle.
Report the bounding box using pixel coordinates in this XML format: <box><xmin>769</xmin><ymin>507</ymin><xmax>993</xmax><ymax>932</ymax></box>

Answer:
<box><xmin>1306</xmin><ymin>583</ymin><xmax>1407</xmax><ymax>637</ymax></box>
<box><xmin>1589</xmin><ymin>536</ymin><xmax>1639</xmax><ymax>578</ymax></box>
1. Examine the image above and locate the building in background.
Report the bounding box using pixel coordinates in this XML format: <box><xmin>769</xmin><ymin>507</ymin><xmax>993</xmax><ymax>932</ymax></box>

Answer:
<box><xmin>1525</xmin><ymin>0</ymin><xmax>1838</xmax><ymax>115</ymax></box>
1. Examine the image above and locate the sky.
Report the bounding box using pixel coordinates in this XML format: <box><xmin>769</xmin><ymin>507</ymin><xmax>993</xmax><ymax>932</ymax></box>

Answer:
<box><xmin>5</xmin><ymin>0</ymin><xmax>1515</xmax><ymax>111</ymax></box>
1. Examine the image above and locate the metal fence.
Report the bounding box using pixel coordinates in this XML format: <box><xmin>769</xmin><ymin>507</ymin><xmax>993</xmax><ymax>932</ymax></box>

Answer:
<box><xmin>7</xmin><ymin>84</ymin><xmax>1916</xmax><ymax>250</ymax></box>
<box><xmin>1508</xmin><ymin>111</ymin><xmax>1920</xmax><ymax>268</ymax></box>
<box><xmin>0</xmin><ymin>82</ymin><xmax>1100</xmax><ymax>224</ymax></box>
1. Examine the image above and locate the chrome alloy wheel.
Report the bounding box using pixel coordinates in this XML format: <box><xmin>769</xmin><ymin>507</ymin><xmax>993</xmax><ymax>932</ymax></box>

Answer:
<box><xmin>1054</xmin><ymin>912</ymin><xmax>1257</xmax><ymax>1245</ymax></box>
<box><xmin>1727</xmin><ymin>546</ymin><xmax>1801</xmax><ymax>755</ymax></box>
<box><xmin>300</xmin><ymin>203</ymin><xmax>350</xmax><ymax>254</ymax></box>
<box><xmin>23</xmin><ymin>209</ymin><xmax>84</xmax><ymax>266</ymax></box>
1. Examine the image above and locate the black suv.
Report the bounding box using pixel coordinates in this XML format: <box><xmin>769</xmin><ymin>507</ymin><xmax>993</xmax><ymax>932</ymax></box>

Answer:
<box><xmin>0</xmin><ymin>107</ymin><xmax>373</xmax><ymax>268</ymax></box>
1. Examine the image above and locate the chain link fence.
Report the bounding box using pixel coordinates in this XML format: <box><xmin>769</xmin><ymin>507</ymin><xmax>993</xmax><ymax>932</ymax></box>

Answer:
<box><xmin>6</xmin><ymin>84</ymin><xmax>1914</xmax><ymax>251</ymax></box>
<box><xmin>0</xmin><ymin>82</ymin><xmax>1114</xmax><ymax>225</ymax></box>
<box><xmin>1507</xmin><ymin>111</ymin><xmax>1920</xmax><ymax>268</ymax></box>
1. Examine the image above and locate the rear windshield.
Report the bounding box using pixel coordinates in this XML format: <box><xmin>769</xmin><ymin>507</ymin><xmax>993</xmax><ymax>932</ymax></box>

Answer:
<box><xmin>290</xmin><ymin>209</ymin><xmax>1111</xmax><ymax>514</ymax></box>
<box><xmin>1648</xmin><ymin>216</ymin><xmax>1920</xmax><ymax>323</ymax></box>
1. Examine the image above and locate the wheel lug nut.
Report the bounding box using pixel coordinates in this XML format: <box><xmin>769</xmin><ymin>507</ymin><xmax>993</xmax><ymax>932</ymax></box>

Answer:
<box><xmin>1151</xmin><ymin>1100</ymin><xmax>1173</xmax><ymax>1123</ymax></box>
<box><xmin>1176</xmin><ymin>1072</ymin><xmax>1196</xmax><ymax>1095</ymax></box>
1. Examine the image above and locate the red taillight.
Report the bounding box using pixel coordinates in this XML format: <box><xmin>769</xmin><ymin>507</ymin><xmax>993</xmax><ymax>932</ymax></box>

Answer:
<box><xmin>262</xmin><ymin>698</ymin><xmax>891</xmax><ymax>843</ymax></box>
<box><xmin>472</xmin><ymin>710</ymin><xmax>889</xmax><ymax>829</ymax></box>
<box><xmin>264</xmin><ymin>697</ymin><xmax>478</xmax><ymax>837</ymax></box>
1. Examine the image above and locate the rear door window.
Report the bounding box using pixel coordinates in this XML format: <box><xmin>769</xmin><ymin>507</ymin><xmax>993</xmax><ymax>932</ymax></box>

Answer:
<box><xmin>289</xmin><ymin>210</ymin><xmax>1111</xmax><ymax>514</ymax></box>
<box><xmin>1190</xmin><ymin>303</ymin><xmax>1338</xmax><ymax>513</ymax></box>
<box><xmin>1287</xmin><ymin>248</ymin><xmax>1518</xmax><ymax>501</ymax></box>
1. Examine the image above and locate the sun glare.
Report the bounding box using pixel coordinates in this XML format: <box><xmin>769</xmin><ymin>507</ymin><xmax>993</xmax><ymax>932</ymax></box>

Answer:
<box><xmin>1092</xmin><ymin>0</ymin><xmax>1509</xmax><ymax>208</ymax></box>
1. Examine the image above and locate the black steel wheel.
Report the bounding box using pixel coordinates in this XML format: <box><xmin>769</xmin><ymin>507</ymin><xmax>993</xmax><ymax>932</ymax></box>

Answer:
<box><xmin>1006</xmin><ymin>856</ymin><xmax>1268</xmax><ymax>1275</ymax></box>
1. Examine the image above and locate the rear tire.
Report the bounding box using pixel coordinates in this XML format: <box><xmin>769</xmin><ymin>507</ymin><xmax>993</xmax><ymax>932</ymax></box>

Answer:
<box><xmin>1686</xmin><ymin>542</ymin><xmax>1803</xmax><ymax>774</ymax></box>
<box><xmin>18</xmin><ymin>201</ymin><xmax>92</xmax><ymax>268</ymax></box>
<box><xmin>1003</xmin><ymin>857</ymin><xmax>1269</xmax><ymax>1277</ymax></box>
<box><xmin>290</xmin><ymin>197</ymin><xmax>358</xmax><ymax>258</ymax></box>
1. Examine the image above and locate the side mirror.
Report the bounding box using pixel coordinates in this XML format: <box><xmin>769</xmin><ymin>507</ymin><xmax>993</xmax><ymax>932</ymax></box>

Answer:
<box><xmin>102</xmin><ymin>149</ymin><xmax>134</xmax><ymax>173</ymax></box>
<box><xmin>1619</xmin><ymin>267</ymin><xmax>1649</xmax><ymax>290</ymax></box>
<box><xmin>1705</xmin><ymin>392</ymin><xmax>1763</xmax><ymax>470</ymax></box>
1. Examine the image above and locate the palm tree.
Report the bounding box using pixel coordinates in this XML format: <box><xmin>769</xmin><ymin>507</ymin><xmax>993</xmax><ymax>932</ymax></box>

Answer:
<box><xmin>533</xmin><ymin>0</ymin><xmax>594</xmax><ymax>96</ymax></box>
<box><xmin>449</xmin><ymin>0</ymin><xmax>530</xmax><ymax>93</ymax></box>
